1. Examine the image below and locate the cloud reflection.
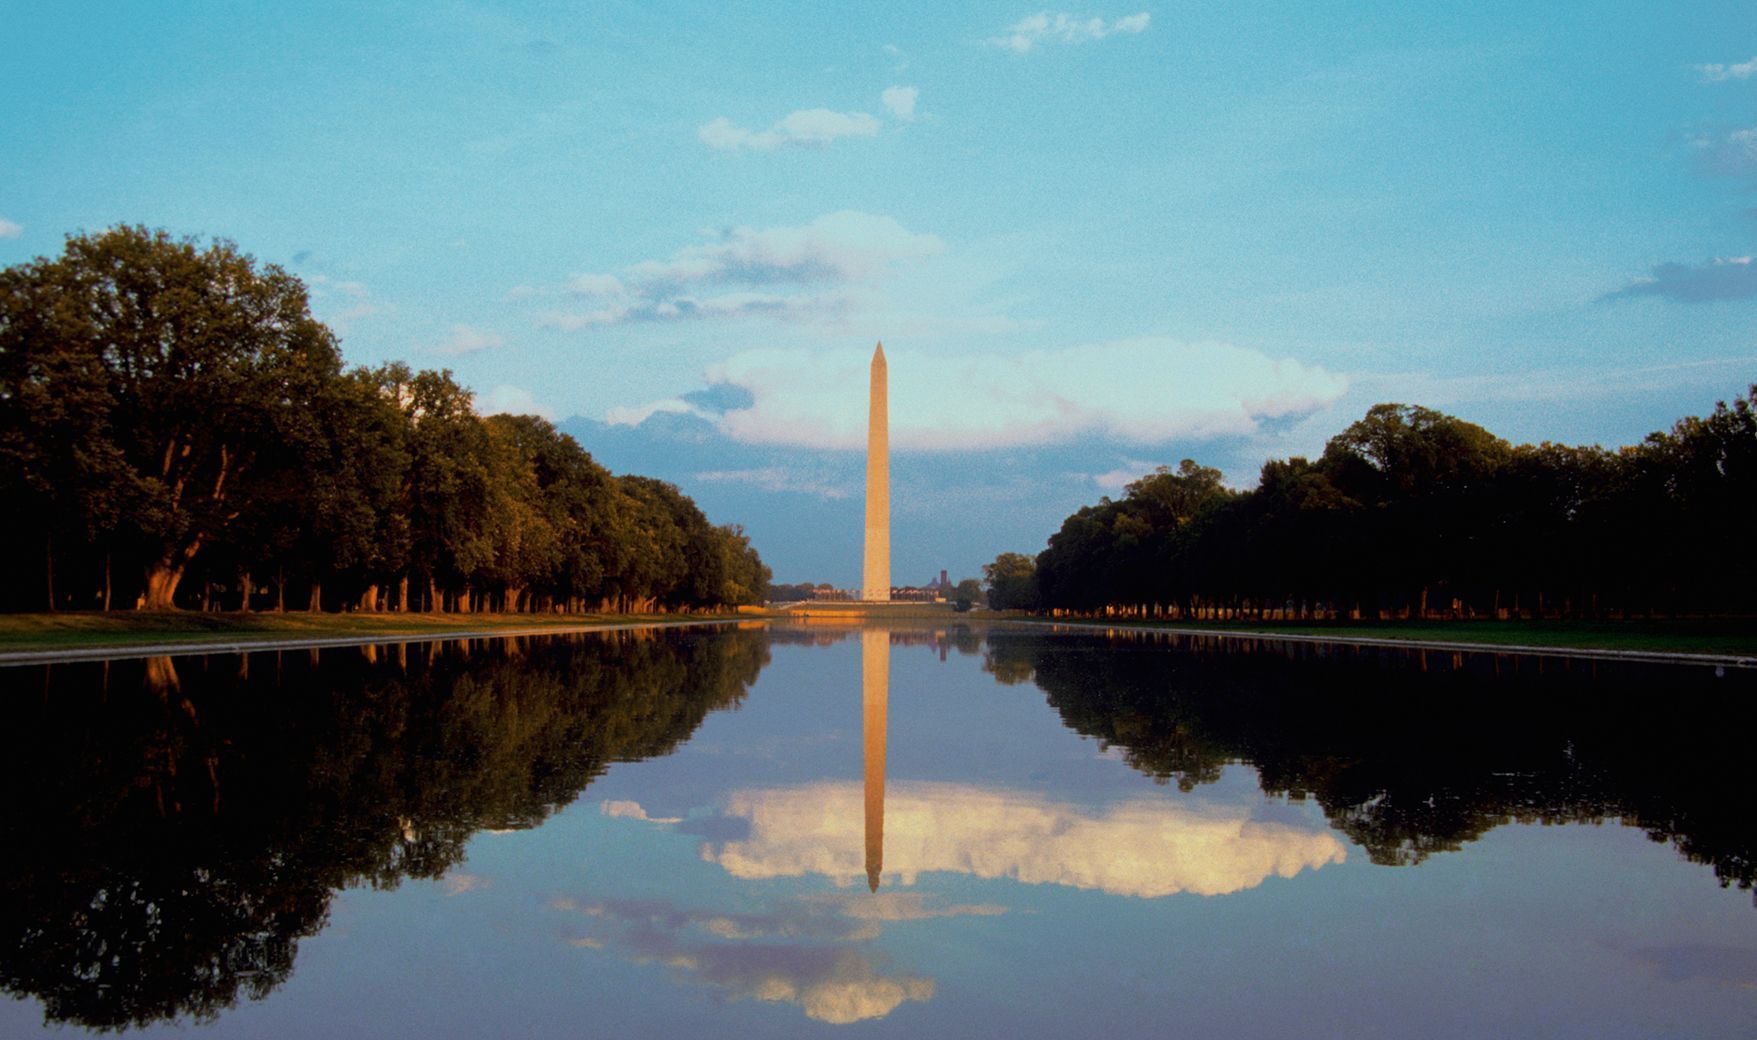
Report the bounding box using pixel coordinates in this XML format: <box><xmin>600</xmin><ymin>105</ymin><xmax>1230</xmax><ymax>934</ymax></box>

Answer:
<box><xmin>552</xmin><ymin>898</ymin><xmax>937</xmax><ymax>1023</ymax></box>
<box><xmin>700</xmin><ymin>781</ymin><xmax>1346</xmax><ymax>897</ymax></box>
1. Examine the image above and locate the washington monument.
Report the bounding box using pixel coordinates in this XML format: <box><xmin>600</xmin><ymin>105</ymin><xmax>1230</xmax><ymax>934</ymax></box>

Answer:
<box><xmin>863</xmin><ymin>342</ymin><xmax>890</xmax><ymax>602</ymax></box>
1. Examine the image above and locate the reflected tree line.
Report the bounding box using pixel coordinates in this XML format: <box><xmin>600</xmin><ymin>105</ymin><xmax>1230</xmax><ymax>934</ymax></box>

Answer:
<box><xmin>0</xmin><ymin>627</ymin><xmax>768</xmax><ymax>1031</ymax></box>
<box><xmin>0</xmin><ymin>227</ymin><xmax>770</xmax><ymax>614</ymax></box>
<box><xmin>983</xmin><ymin>628</ymin><xmax>1757</xmax><ymax>894</ymax></box>
<box><xmin>986</xmin><ymin>389</ymin><xmax>1757</xmax><ymax>619</ymax></box>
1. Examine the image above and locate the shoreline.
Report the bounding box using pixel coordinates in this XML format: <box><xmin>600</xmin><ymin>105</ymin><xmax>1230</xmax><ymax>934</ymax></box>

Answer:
<box><xmin>1022</xmin><ymin>618</ymin><xmax>1757</xmax><ymax>669</ymax></box>
<box><xmin>2</xmin><ymin>609</ymin><xmax>1753</xmax><ymax>669</ymax></box>
<box><xmin>0</xmin><ymin>615</ymin><xmax>749</xmax><ymax>667</ymax></box>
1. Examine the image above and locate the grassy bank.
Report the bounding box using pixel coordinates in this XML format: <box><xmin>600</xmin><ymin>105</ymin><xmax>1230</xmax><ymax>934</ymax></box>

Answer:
<box><xmin>1017</xmin><ymin>616</ymin><xmax>1757</xmax><ymax>657</ymax></box>
<box><xmin>7</xmin><ymin>609</ymin><xmax>1752</xmax><ymax>659</ymax></box>
<box><xmin>0</xmin><ymin>611</ymin><xmax>728</xmax><ymax>654</ymax></box>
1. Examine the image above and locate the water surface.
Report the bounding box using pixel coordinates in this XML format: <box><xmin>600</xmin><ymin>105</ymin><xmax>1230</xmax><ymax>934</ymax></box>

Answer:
<box><xmin>2</xmin><ymin>622</ymin><xmax>1753</xmax><ymax>1037</ymax></box>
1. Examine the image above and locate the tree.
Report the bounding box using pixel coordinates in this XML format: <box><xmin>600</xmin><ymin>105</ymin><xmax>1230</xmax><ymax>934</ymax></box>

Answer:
<box><xmin>401</xmin><ymin>369</ymin><xmax>496</xmax><ymax>611</ymax></box>
<box><xmin>714</xmin><ymin>524</ymin><xmax>772</xmax><ymax>607</ymax></box>
<box><xmin>951</xmin><ymin>578</ymin><xmax>985</xmax><ymax>611</ymax></box>
<box><xmin>982</xmin><ymin>553</ymin><xmax>1039</xmax><ymax>611</ymax></box>
<box><xmin>0</xmin><ymin>257</ymin><xmax>139</xmax><ymax>609</ymax></box>
<box><xmin>0</xmin><ymin>227</ymin><xmax>344</xmax><ymax>609</ymax></box>
<box><xmin>0</xmin><ymin>225</ymin><xmax>771</xmax><ymax>617</ymax></box>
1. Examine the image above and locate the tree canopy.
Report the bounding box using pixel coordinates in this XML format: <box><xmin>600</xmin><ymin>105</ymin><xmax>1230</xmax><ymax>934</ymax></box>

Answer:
<box><xmin>0</xmin><ymin>227</ymin><xmax>768</xmax><ymax>613</ymax></box>
<box><xmin>996</xmin><ymin>390</ymin><xmax>1757</xmax><ymax>620</ymax></box>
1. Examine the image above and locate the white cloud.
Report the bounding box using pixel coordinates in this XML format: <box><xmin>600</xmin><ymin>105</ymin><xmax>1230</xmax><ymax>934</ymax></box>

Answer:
<box><xmin>547</xmin><ymin>290</ymin><xmax>856</xmax><ymax>329</ymax></box>
<box><xmin>479</xmin><ymin>384</ymin><xmax>555</xmax><ymax>419</ymax></box>
<box><xmin>628</xmin><ymin>339</ymin><xmax>1346</xmax><ymax>451</ymax></box>
<box><xmin>553</xmin><ymin>898</ymin><xmax>936</xmax><ymax>1023</ymax></box>
<box><xmin>433</xmin><ymin>323</ymin><xmax>506</xmax><ymax>356</ymax></box>
<box><xmin>627</xmin><ymin>211</ymin><xmax>941</xmax><ymax>286</ymax></box>
<box><xmin>603</xmin><ymin>397</ymin><xmax>710</xmax><ymax>426</ymax></box>
<box><xmin>805</xmin><ymin>891</ymin><xmax>1007</xmax><ymax>922</ymax></box>
<box><xmin>600</xmin><ymin>799</ymin><xmax>683</xmax><ymax>824</ymax></box>
<box><xmin>442</xmin><ymin>872</ymin><xmax>491</xmax><ymax>896</ymax></box>
<box><xmin>306</xmin><ymin>275</ymin><xmax>387</xmax><ymax>329</ymax></box>
<box><xmin>703</xmin><ymin>781</ymin><xmax>1346</xmax><ymax>897</ymax></box>
<box><xmin>700</xmin><ymin>108</ymin><xmax>881</xmax><ymax>152</ymax></box>
<box><xmin>989</xmin><ymin>11</ymin><xmax>1151</xmax><ymax>53</ymax></box>
<box><xmin>309</xmin><ymin>275</ymin><xmax>369</xmax><ymax>300</ymax></box>
<box><xmin>0</xmin><ymin>218</ymin><xmax>23</xmax><ymax>239</ymax></box>
<box><xmin>881</xmin><ymin>86</ymin><xmax>918</xmax><ymax>121</ymax></box>
<box><xmin>1092</xmin><ymin>461</ymin><xmax>1156</xmax><ymax>492</ymax></box>
<box><xmin>1698</xmin><ymin>56</ymin><xmax>1757</xmax><ymax>81</ymax></box>
<box><xmin>545</xmin><ymin>211</ymin><xmax>942</xmax><ymax>329</ymax></box>
<box><xmin>694</xmin><ymin>467</ymin><xmax>855</xmax><ymax>500</ymax></box>
<box><xmin>567</xmin><ymin>272</ymin><xmax>627</xmax><ymax>297</ymax></box>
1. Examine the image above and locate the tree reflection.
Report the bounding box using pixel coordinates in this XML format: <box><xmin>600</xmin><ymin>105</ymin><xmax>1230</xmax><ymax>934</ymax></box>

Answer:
<box><xmin>984</xmin><ymin>628</ymin><xmax>1757</xmax><ymax>895</ymax></box>
<box><xmin>0</xmin><ymin>628</ymin><xmax>768</xmax><ymax>1031</ymax></box>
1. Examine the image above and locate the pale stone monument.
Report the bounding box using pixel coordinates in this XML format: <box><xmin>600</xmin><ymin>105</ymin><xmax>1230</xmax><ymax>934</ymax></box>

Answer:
<box><xmin>862</xmin><ymin>342</ymin><xmax>890</xmax><ymax>602</ymax></box>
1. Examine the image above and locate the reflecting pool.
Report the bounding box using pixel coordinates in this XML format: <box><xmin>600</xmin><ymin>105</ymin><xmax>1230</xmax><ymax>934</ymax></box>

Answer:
<box><xmin>2</xmin><ymin>622</ymin><xmax>1754</xmax><ymax>1037</ymax></box>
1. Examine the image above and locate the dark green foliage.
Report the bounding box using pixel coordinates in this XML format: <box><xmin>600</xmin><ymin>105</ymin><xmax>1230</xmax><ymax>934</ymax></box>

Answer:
<box><xmin>1019</xmin><ymin>391</ymin><xmax>1757</xmax><ymax>620</ymax></box>
<box><xmin>982</xmin><ymin>552</ymin><xmax>1039</xmax><ymax>611</ymax></box>
<box><xmin>0</xmin><ymin>228</ymin><xmax>767</xmax><ymax>613</ymax></box>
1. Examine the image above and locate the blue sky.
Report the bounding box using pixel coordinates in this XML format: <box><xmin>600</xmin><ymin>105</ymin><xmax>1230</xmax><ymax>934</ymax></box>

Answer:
<box><xmin>4</xmin><ymin>2</ymin><xmax>1754</xmax><ymax>584</ymax></box>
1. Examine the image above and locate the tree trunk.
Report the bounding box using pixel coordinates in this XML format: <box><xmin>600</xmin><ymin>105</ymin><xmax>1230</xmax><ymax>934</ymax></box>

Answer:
<box><xmin>397</xmin><ymin>576</ymin><xmax>409</xmax><ymax>613</ymax></box>
<box><xmin>141</xmin><ymin>558</ymin><xmax>188</xmax><ymax>611</ymax></box>
<box><xmin>309</xmin><ymin>578</ymin><xmax>323</xmax><ymax>613</ymax></box>
<box><xmin>238</xmin><ymin>567</ymin><xmax>251</xmax><ymax>613</ymax></box>
<box><xmin>102</xmin><ymin>553</ymin><xmax>112</xmax><ymax>611</ymax></box>
<box><xmin>429</xmin><ymin>578</ymin><xmax>442</xmax><ymax>613</ymax></box>
<box><xmin>275</xmin><ymin>566</ymin><xmax>285</xmax><ymax>612</ymax></box>
<box><xmin>45</xmin><ymin>531</ymin><xmax>56</xmax><ymax>612</ymax></box>
<box><xmin>359</xmin><ymin>584</ymin><xmax>380</xmax><ymax>613</ymax></box>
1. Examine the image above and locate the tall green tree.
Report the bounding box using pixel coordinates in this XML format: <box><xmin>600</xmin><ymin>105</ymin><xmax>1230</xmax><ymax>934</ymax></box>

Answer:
<box><xmin>982</xmin><ymin>552</ymin><xmax>1039</xmax><ymax>611</ymax></box>
<box><xmin>2</xmin><ymin>227</ymin><xmax>344</xmax><ymax>609</ymax></box>
<box><xmin>401</xmin><ymin>369</ymin><xmax>495</xmax><ymax>610</ymax></box>
<box><xmin>0</xmin><ymin>255</ymin><xmax>138</xmax><ymax>609</ymax></box>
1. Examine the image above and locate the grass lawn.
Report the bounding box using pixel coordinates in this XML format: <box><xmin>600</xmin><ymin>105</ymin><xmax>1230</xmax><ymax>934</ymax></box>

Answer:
<box><xmin>5</xmin><ymin>609</ymin><xmax>1753</xmax><ymax>659</ymax></box>
<box><xmin>0</xmin><ymin>611</ymin><xmax>731</xmax><ymax>654</ymax></box>
<box><xmin>1019</xmin><ymin>616</ymin><xmax>1757</xmax><ymax>657</ymax></box>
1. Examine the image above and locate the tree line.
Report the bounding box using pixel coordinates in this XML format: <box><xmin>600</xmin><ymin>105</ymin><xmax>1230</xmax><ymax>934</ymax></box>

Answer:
<box><xmin>985</xmin><ymin>387</ymin><xmax>1757</xmax><ymax>619</ymax></box>
<box><xmin>0</xmin><ymin>226</ymin><xmax>770</xmax><ymax>613</ymax></box>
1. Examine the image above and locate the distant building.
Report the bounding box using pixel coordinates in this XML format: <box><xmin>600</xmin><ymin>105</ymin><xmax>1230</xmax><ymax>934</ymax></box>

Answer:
<box><xmin>890</xmin><ymin>585</ymin><xmax>944</xmax><ymax>603</ymax></box>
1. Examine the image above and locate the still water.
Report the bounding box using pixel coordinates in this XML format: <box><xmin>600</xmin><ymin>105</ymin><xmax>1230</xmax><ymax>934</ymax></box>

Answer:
<box><xmin>2</xmin><ymin>622</ymin><xmax>1754</xmax><ymax>1037</ymax></box>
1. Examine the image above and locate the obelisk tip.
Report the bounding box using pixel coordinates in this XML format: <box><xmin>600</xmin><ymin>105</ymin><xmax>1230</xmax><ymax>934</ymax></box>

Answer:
<box><xmin>873</xmin><ymin>341</ymin><xmax>885</xmax><ymax>359</ymax></box>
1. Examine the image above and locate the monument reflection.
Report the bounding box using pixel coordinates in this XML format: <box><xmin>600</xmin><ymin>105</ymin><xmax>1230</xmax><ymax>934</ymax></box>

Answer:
<box><xmin>863</xmin><ymin>627</ymin><xmax>888</xmax><ymax>892</ymax></box>
<box><xmin>703</xmin><ymin>626</ymin><xmax>1347</xmax><ymax>898</ymax></box>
